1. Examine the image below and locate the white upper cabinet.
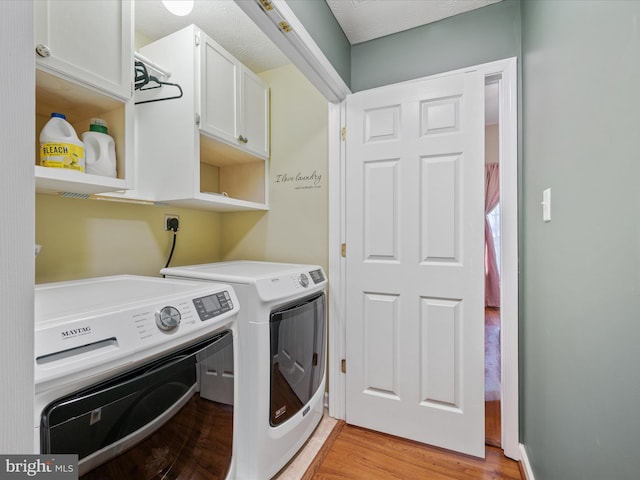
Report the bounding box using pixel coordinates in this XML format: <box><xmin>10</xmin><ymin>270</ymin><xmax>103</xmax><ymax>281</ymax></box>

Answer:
<box><xmin>200</xmin><ymin>34</ymin><xmax>269</xmax><ymax>159</ymax></box>
<box><xmin>133</xmin><ymin>25</ymin><xmax>269</xmax><ymax>211</ymax></box>
<box><xmin>200</xmin><ymin>37</ymin><xmax>239</xmax><ymax>144</ymax></box>
<box><xmin>34</xmin><ymin>0</ymin><xmax>133</xmax><ymax>100</ymax></box>
<box><xmin>240</xmin><ymin>66</ymin><xmax>270</xmax><ymax>159</ymax></box>
<box><xmin>34</xmin><ymin>0</ymin><xmax>134</xmax><ymax>195</ymax></box>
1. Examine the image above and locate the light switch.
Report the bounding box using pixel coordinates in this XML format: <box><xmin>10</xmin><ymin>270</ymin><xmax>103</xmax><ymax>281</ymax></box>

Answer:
<box><xmin>542</xmin><ymin>188</ymin><xmax>551</xmax><ymax>222</ymax></box>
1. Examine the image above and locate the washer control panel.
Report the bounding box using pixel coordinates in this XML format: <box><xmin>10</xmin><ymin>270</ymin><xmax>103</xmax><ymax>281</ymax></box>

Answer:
<box><xmin>35</xmin><ymin>276</ymin><xmax>240</xmax><ymax>389</ymax></box>
<box><xmin>193</xmin><ymin>290</ymin><xmax>234</xmax><ymax>321</ymax></box>
<box><xmin>155</xmin><ymin>306</ymin><xmax>181</xmax><ymax>332</ymax></box>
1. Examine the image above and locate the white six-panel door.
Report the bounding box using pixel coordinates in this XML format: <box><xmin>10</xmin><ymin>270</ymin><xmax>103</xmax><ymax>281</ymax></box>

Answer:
<box><xmin>345</xmin><ymin>70</ymin><xmax>486</xmax><ymax>457</ymax></box>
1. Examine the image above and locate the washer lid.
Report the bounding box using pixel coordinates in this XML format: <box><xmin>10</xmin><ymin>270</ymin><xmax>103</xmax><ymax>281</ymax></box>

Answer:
<box><xmin>35</xmin><ymin>275</ymin><xmax>217</xmax><ymax>326</ymax></box>
<box><xmin>161</xmin><ymin>261</ymin><xmax>320</xmax><ymax>284</ymax></box>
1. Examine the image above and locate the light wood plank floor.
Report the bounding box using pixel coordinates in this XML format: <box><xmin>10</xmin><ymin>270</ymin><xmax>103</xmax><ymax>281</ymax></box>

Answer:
<box><xmin>485</xmin><ymin>307</ymin><xmax>501</xmax><ymax>447</ymax></box>
<box><xmin>311</xmin><ymin>423</ymin><xmax>522</xmax><ymax>480</ymax></box>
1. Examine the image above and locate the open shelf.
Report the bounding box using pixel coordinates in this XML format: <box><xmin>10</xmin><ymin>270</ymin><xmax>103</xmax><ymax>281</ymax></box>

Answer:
<box><xmin>35</xmin><ymin>166</ymin><xmax>126</xmax><ymax>195</ymax></box>
<box><xmin>35</xmin><ymin>69</ymin><xmax>129</xmax><ymax>195</ymax></box>
<box><xmin>167</xmin><ymin>193</ymin><xmax>269</xmax><ymax>212</ymax></box>
<box><xmin>198</xmin><ymin>133</ymin><xmax>268</xmax><ymax>208</ymax></box>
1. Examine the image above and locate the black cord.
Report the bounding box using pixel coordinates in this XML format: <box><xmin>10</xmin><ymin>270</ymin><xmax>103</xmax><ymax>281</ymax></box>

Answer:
<box><xmin>163</xmin><ymin>231</ymin><xmax>177</xmax><ymax>275</ymax></box>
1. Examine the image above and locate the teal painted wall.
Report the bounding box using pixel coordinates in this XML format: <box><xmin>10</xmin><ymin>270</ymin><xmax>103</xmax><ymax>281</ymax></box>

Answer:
<box><xmin>350</xmin><ymin>0</ymin><xmax>521</xmax><ymax>91</ymax></box>
<box><xmin>285</xmin><ymin>0</ymin><xmax>520</xmax><ymax>92</ymax></box>
<box><xmin>287</xmin><ymin>0</ymin><xmax>640</xmax><ymax>477</ymax></box>
<box><xmin>286</xmin><ymin>0</ymin><xmax>351</xmax><ymax>87</ymax></box>
<box><xmin>521</xmin><ymin>1</ymin><xmax>640</xmax><ymax>478</ymax></box>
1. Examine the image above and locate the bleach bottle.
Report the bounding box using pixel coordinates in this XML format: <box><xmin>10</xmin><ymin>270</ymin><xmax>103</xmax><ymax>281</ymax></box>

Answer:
<box><xmin>82</xmin><ymin>118</ymin><xmax>116</xmax><ymax>177</ymax></box>
<box><xmin>39</xmin><ymin>112</ymin><xmax>85</xmax><ymax>171</ymax></box>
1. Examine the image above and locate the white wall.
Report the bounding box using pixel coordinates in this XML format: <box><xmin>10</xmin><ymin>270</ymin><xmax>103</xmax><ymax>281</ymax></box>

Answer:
<box><xmin>0</xmin><ymin>0</ymin><xmax>36</xmax><ymax>453</ymax></box>
<box><xmin>485</xmin><ymin>124</ymin><xmax>499</xmax><ymax>164</ymax></box>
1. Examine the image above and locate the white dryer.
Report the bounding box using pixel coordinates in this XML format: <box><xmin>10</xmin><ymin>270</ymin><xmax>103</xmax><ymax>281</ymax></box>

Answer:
<box><xmin>161</xmin><ymin>261</ymin><xmax>327</xmax><ymax>480</ymax></box>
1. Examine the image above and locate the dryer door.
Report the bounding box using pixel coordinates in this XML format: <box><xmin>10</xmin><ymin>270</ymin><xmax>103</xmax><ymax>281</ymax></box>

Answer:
<box><xmin>269</xmin><ymin>292</ymin><xmax>326</xmax><ymax>426</ymax></box>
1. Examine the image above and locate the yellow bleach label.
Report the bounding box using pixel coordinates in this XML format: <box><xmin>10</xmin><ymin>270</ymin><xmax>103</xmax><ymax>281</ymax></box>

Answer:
<box><xmin>40</xmin><ymin>142</ymin><xmax>85</xmax><ymax>172</ymax></box>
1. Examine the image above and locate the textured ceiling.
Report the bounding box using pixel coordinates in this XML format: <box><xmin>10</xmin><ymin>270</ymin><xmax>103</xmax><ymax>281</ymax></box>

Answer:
<box><xmin>326</xmin><ymin>0</ymin><xmax>503</xmax><ymax>44</ymax></box>
<box><xmin>136</xmin><ymin>0</ymin><xmax>503</xmax><ymax>74</ymax></box>
<box><xmin>135</xmin><ymin>0</ymin><xmax>290</xmax><ymax>74</ymax></box>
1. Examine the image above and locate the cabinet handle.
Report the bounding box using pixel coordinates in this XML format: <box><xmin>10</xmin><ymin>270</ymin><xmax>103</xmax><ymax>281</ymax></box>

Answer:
<box><xmin>35</xmin><ymin>44</ymin><xmax>51</xmax><ymax>58</ymax></box>
<box><xmin>238</xmin><ymin>135</ymin><xmax>248</xmax><ymax>144</ymax></box>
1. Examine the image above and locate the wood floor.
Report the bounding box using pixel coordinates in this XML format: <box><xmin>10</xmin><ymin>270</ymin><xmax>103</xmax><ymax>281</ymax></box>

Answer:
<box><xmin>310</xmin><ymin>423</ymin><xmax>522</xmax><ymax>480</ymax></box>
<box><xmin>308</xmin><ymin>307</ymin><xmax>512</xmax><ymax>480</ymax></box>
<box><xmin>485</xmin><ymin>307</ymin><xmax>501</xmax><ymax>447</ymax></box>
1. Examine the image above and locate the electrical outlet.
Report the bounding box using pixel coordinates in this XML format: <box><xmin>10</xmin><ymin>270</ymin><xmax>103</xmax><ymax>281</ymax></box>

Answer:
<box><xmin>164</xmin><ymin>214</ymin><xmax>180</xmax><ymax>231</ymax></box>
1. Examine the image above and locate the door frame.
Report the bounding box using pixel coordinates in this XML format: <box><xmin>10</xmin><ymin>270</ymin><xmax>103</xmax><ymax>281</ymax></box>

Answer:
<box><xmin>329</xmin><ymin>58</ymin><xmax>519</xmax><ymax>460</ymax></box>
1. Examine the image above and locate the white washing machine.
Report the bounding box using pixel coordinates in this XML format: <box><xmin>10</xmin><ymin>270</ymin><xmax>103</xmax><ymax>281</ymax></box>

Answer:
<box><xmin>161</xmin><ymin>261</ymin><xmax>327</xmax><ymax>480</ymax></box>
<box><xmin>34</xmin><ymin>275</ymin><xmax>239</xmax><ymax>478</ymax></box>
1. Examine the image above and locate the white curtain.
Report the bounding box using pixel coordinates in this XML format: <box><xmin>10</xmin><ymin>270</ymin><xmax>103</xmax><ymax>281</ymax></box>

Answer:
<box><xmin>485</xmin><ymin>163</ymin><xmax>500</xmax><ymax>307</ymax></box>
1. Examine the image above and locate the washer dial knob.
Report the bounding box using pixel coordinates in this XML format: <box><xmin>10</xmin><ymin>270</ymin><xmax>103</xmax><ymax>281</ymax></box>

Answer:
<box><xmin>155</xmin><ymin>306</ymin><xmax>181</xmax><ymax>332</ymax></box>
<box><xmin>299</xmin><ymin>273</ymin><xmax>309</xmax><ymax>288</ymax></box>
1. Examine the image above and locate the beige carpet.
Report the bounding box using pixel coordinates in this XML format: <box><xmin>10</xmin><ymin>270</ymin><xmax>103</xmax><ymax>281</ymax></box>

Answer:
<box><xmin>485</xmin><ymin>323</ymin><xmax>501</xmax><ymax>401</ymax></box>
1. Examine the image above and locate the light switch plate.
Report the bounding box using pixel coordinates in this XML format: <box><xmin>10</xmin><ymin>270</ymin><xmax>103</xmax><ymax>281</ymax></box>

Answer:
<box><xmin>542</xmin><ymin>188</ymin><xmax>551</xmax><ymax>222</ymax></box>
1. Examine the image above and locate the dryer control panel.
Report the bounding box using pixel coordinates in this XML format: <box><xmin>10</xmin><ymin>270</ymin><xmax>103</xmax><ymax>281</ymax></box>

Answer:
<box><xmin>254</xmin><ymin>267</ymin><xmax>327</xmax><ymax>302</ymax></box>
<box><xmin>309</xmin><ymin>269</ymin><xmax>325</xmax><ymax>284</ymax></box>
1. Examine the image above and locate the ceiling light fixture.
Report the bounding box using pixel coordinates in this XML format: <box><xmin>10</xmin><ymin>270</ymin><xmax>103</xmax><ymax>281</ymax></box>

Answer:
<box><xmin>161</xmin><ymin>0</ymin><xmax>194</xmax><ymax>16</ymax></box>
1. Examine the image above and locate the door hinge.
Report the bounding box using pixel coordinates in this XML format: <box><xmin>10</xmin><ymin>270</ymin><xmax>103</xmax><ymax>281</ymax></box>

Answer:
<box><xmin>341</xmin><ymin>243</ymin><xmax>346</xmax><ymax>257</ymax></box>
<box><xmin>259</xmin><ymin>0</ymin><xmax>274</xmax><ymax>10</ymax></box>
<box><xmin>195</xmin><ymin>32</ymin><xmax>200</xmax><ymax>47</ymax></box>
<box><xmin>341</xmin><ymin>127</ymin><xmax>346</xmax><ymax>141</ymax></box>
<box><xmin>195</xmin><ymin>113</ymin><xmax>201</xmax><ymax>126</ymax></box>
<box><xmin>341</xmin><ymin>359</ymin><xmax>346</xmax><ymax>374</ymax></box>
<box><xmin>278</xmin><ymin>21</ymin><xmax>292</xmax><ymax>33</ymax></box>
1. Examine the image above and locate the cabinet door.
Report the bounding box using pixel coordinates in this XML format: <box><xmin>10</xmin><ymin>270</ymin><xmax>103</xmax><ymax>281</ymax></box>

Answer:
<box><xmin>240</xmin><ymin>66</ymin><xmax>270</xmax><ymax>159</ymax></box>
<box><xmin>200</xmin><ymin>35</ymin><xmax>240</xmax><ymax>144</ymax></box>
<box><xmin>34</xmin><ymin>0</ymin><xmax>133</xmax><ymax>100</ymax></box>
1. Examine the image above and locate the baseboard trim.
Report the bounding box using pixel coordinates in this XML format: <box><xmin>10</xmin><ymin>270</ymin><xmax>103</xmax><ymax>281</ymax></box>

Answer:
<box><xmin>519</xmin><ymin>444</ymin><xmax>535</xmax><ymax>480</ymax></box>
<box><xmin>301</xmin><ymin>420</ymin><xmax>345</xmax><ymax>480</ymax></box>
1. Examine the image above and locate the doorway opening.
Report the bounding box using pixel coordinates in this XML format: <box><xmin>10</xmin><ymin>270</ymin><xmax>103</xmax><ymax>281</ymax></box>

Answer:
<box><xmin>484</xmin><ymin>77</ymin><xmax>502</xmax><ymax>448</ymax></box>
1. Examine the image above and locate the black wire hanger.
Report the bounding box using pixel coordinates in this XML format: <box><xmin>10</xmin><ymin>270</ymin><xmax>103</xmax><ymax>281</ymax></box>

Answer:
<box><xmin>134</xmin><ymin>61</ymin><xmax>183</xmax><ymax>105</ymax></box>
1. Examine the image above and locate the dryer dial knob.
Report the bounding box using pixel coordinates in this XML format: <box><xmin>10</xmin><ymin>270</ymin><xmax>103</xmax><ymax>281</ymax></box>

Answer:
<box><xmin>155</xmin><ymin>306</ymin><xmax>181</xmax><ymax>332</ymax></box>
<box><xmin>299</xmin><ymin>273</ymin><xmax>309</xmax><ymax>288</ymax></box>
